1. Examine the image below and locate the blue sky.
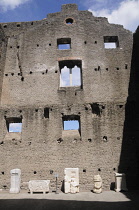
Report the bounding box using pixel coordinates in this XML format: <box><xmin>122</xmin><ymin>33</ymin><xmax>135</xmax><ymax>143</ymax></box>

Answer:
<box><xmin>0</xmin><ymin>0</ymin><xmax>139</xmax><ymax>32</ymax></box>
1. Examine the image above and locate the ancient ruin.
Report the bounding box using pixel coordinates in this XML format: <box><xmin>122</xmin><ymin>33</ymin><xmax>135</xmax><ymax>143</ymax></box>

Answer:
<box><xmin>0</xmin><ymin>4</ymin><xmax>139</xmax><ymax>192</ymax></box>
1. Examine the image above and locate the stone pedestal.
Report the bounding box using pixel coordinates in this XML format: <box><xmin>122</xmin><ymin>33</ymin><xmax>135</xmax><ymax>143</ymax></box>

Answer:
<box><xmin>10</xmin><ymin>169</ymin><xmax>21</xmax><ymax>193</ymax></box>
<box><xmin>115</xmin><ymin>172</ymin><xmax>128</xmax><ymax>192</ymax></box>
<box><xmin>64</xmin><ymin>168</ymin><xmax>79</xmax><ymax>193</ymax></box>
<box><xmin>28</xmin><ymin>180</ymin><xmax>50</xmax><ymax>194</ymax></box>
<box><xmin>93</xmin><ymin>175</ymin><xmax>102</xmax><ymax>193</ymax></box>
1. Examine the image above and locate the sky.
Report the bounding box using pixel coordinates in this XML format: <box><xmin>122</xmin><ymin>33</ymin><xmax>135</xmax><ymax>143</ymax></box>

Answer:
<box><xmin>0</xmin><ymin>0</ymin><xmax>139</xmax><ymax>32</ymax></box>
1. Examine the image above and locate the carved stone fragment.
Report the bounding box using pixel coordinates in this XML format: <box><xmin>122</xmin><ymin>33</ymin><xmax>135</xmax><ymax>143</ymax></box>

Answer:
<box><xmin>28</xmin><ymin>180</ymin><xmax>50</xmax><ymax>194</ymax></box>
<box><xmin>93</xmin><ymin>174</ymin><xmax>102</xmax><ymax>193</ymax></box>
<box><xmin>64</xmin><ymin>168</ymin><xmax>79</xmax><ymax>193</ymax></box>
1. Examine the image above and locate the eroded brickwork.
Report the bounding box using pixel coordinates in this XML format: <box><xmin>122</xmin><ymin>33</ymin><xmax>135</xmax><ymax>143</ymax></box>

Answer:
<box><xmin>0</xmin><ymin>4</ymin><xmax>134</xmax><ymax>191</ymax></box>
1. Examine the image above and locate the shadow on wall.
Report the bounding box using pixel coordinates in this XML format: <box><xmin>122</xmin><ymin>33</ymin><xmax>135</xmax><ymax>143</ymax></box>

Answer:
<box><xmin>118</xmin><ymin>26</ymin><xmax>139</xmax><ymax>190</ymax></box>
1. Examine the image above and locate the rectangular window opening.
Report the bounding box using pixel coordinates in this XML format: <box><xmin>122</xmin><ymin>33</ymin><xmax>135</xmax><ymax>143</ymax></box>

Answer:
<box><xmin>59</xmin><ymin>60</ymin><xmax>82</xmax><ymax>88</ymax></box>
<box><xmin>6</xmin><ymin>117</ymin><xmax>22</xmax><ymax>132</ymax></box>
<box><xmin>62</xmin><ymin>115</ymin><xmax>80</xmax><ymax>131</ymax></box>
<box><xmin>44</xmin><ymin>108</ymin><xmax>49</xmax><ymax>118</ymax></box>
<box><xmin>104</xmin><ymin>36</ymin><xmax>119</xmax><ymax>49</ymax></box>
<box><xmin>57</xmin><ymin>38</ymin><xmax>71</xmax><ymax>50</ymax></box>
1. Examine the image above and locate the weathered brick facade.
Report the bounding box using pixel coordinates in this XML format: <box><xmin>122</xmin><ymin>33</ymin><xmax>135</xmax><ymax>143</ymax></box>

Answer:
<box><xmin>0</xmin><ymin>4</ymin><xmax>138</xmax><ymax>191</ymax></box>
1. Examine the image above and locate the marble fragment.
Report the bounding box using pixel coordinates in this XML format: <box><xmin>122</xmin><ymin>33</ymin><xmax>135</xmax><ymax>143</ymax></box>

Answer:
<box><xmin>93</xmin><ymin>174</ymin><xmax>102</xmax><ymax>193</ymax></box>
<box><xmin>9</xmin><ymin>169</ymin><xmax>21</xmax><ymax>193</ymax></box>
<box><xmin>64</xmin><ymin>168</ymin><xmax>79</xmax><ymax>193</ymax></box>
<box><xmin>115</xmin><ymin>172</ymin><xmax>128</xmax><ymax>192</ymax></box>
<box><xmin>28</xmin><ymin>180</ymin><xmax>50</xmax><ymax>194</ymax></box>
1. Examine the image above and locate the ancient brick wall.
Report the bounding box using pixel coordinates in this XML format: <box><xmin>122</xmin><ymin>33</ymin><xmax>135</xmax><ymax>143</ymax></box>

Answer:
<box><xmin>0</xmin><ymin>4</ymin><xmax>134</xmax><ymax>191</ymax></box>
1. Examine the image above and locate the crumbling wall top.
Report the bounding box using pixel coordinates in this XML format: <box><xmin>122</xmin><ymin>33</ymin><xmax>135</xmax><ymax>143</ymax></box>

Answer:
<box><xmin>61</xmin><ymin>4</ymin><xmax>78</xmax><ymax>13</ymax></box>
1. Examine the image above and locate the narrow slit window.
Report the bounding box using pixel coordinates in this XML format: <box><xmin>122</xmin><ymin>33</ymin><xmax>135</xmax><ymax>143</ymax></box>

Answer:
<box><xmin>57</xmin><ymin>38</ymin><xmax>71</xmax><ymax>50</ymax></box>
<box><xmin>59</xmin><ymin>60</ymin><xmax>82</xmax><ymax>87</ymax></box>
<box><xmin>44</xmin><ymin>108</ymin><xmax>49</xmax><ymax>118</ymax></box>
<box><xmin>6</xmin><ymin>117</ymin><xmax>22</xmax><ymax>132</ymax></box>
<box><xmin>104</xmin><ymin>36</ymin><xmax>119</xmax><ymax>48</ymax></box>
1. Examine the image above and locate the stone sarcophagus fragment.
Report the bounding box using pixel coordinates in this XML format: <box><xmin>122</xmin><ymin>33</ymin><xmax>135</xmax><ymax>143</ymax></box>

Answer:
<box><xmin>10</xmin><ymin>169</ymin><xmax>21</xmax><ymax>193</ymax></box>
<box><xmin>64</xmin><ymin>168</ymin><xmax>79</xmax><ymax>193</ymax></box>
<box><xmin>28</xmin><ymin>180</ymin><xmax>50</xmax><ymax>194</ymax></box>
<box><xmin>93</xmin><ymin>174</ymin><xmax>102</xmax><ymax>193</ymax></box>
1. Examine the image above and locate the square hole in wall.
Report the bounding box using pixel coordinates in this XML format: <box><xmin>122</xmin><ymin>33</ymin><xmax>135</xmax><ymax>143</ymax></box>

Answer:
<box><xmin>104</xmin><ymin>36</ymin><xmax>119</xmax><ymax>48</ymax></box>
<box><xmin>6</xmin><ymin>117</ymin><xmax>22</xmax><ymax>132</ymax></box>
<box><xmin>57</xmin><ymin>38</ymin><xmax>71</xmax><ymax>50</ymax></box>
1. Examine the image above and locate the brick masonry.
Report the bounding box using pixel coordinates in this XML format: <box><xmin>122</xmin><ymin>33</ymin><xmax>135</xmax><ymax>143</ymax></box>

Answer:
<box><xmin>0</xmin><ymin>4</ymin><xmax>137</xmax><ymax>191</ymax></box>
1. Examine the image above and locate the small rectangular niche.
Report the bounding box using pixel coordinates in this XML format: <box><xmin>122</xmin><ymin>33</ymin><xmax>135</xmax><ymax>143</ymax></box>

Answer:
<box><xmin>62</xmin><ymin>115</ymin><xmax>80</xmax><ymax>131</ymax></box>
<box><xmin>91</xmin><ymin>103</ymin><xmax>101</xmax><ymax>116</ymax></box>
<box><xmin>104</xmin><ymin>36</ymin><xmax>119</xmax><ymax>48</ymax></box>
<box><xmin>6</xmin><ymin>117</ymin><xmax>22</xmax><ymax>132</ymax></box>
<box><xmin>44</xmin><ymin>108</ymin><xmax>49</xmax><ymax>118</ymax></box>
<box><xmin>57</xmin><ymin>38</ymin><xmax>71</xmax><ymax>50</ymax></box>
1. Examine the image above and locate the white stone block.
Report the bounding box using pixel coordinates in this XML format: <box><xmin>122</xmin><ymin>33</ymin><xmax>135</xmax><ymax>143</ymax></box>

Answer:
<box><xmin>28</xmin><ymin>180</ymin><xmax>50</xmax><ymax>194</ymax></box>
<box><xmin>115</xmin><ymin>172</ymin><xmax>128</xmax><ymax>192</ymax></box>
<box><xmin>10</xmin><ymin>169</ymin><xmax>21</xmax><ymax>193</ymax></box>
<box><xmin>64</xmin><ymin>168</ymin><xmax>79</xmax><ymax>193</ymax></box>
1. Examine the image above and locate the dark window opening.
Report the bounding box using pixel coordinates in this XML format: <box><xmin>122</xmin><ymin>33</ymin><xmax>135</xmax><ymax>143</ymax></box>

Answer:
<box><xmin>57</xmin><ymin>38</ymin><xmax>71</xmax><ymax>50</ymax></box>
<box><xmin>62</xmin><ymin>115</ymin><xmax>80</xmax><ymax>132</ymax></box>
<box><xmin>59</xmin><ymin>60</ymin><xmax>82</xmax><ymax>88</ymax></box>
<box><xmin>125</xmin><ymin>64</ymin><xmax>128</xmax><ymax>69</ymax></box>
<box><xmin>44</xmin><ymin>108</ymin><xmax>49</xmax><ymax>118</ymax></box>
<box><xmin>91</xmin><ymin>103</ymin><xmax>101</xmax><ymax>116</ymax></box>
<box><xmin>65</xmin><ymin>18</ymin><xmax>74</xmax><ymax>24</ymax></box>
<box><xmin>6</xmin><ymin>117</ymin><xmax>22</xmax><ymax>132</ymax></box>
<box><xmin>16</xmin><ymin>24</ymin><xmax>20</xmax><ymax>27</ymax></box>
<box><xmin>3</xmin><ymin>25</ymin><xmax>7</xmax><ymax>28</ymax></box>
<box><xmin>104</xmin><ymin>36</ymin><xmax>119</xmax><ymax>48</ymax></box>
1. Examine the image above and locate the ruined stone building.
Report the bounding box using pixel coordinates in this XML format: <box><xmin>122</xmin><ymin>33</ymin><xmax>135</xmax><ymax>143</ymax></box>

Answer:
<box><xmin>0</xmin><ymin>4</ymin><xmax>139</xmax><ymax>191</ymax></box>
